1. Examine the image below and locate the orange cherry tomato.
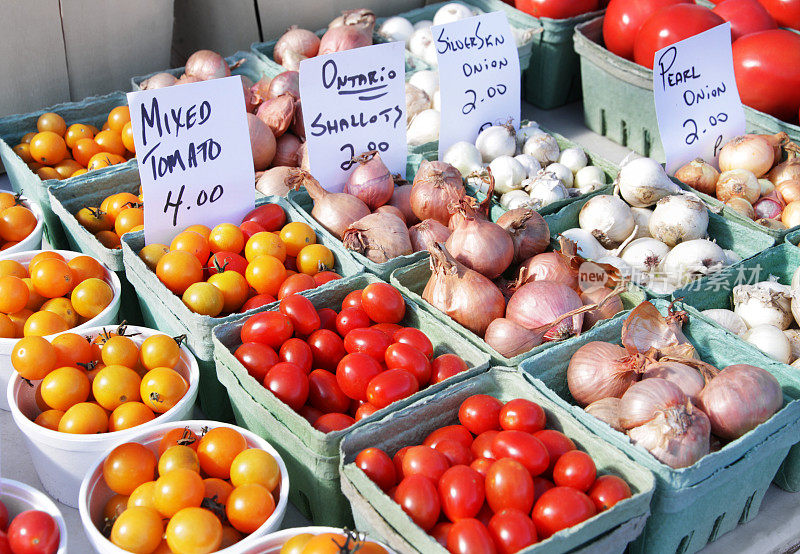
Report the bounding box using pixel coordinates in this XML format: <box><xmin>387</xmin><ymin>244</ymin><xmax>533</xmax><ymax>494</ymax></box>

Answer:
<box><xmin>184</xmin><ymin>224</ymin><xmax>211</xmax><ymax>240</ymax></box>
<box><xmin>58</xmin><ymin>402</ymin><xmax>108</xmax><ymax>434</ymax></box>
<box><xmin>41</xmin><ymin>297</ymin><xmax>79</xmax><ymax>328</ymax></box>
<box><xmin>245</xmin><ymin>255</ymin><xmax>286</xmax><ymax>297</ymax></box>
<box><xmin>0</xmin><ymin>275</ymin><xmax>29</xmax><ymax>313</ymax></box>
<box><xmin>30</xmin><ymin>257</ymin><xmax>74</xmax><ymax>298</ymax></box>
<box><xmin>0</xmin><ymin>205</ymin><xmax>37</xmax><ymax>242</ymax></box>
<box><xmin>141</xmin><ymin>367</ymin><xmax>188</xmax><ymax>413</ymax></box>
<box><xmin>296</xmin><ymin>244</ymin><xmax>334</xmax><ymax>276</ymax></box>
<box><xmin>65</xmin><ymin>123</ymin><xmax>95</xmax><ymax>149</ymax></box>
<box><xmin>209</xmin><ymin>223</ymin><xmax>245</xmax><ymax>254</ymax></box>
<box><xmin>197</xmin><ymin>427</ymin><xmax>248</xmax><ymax>479</ymax></box>
<box><xmin>68</xmin><ymin>255</ymin><xmax>106</xmax><ymax>283</ymax></box>
<box><xmin>115</xmin><ymin>207</ymin><xmax>144</xmax><ymax>236</ymax></box>
<box><xmin>53</xmin><ymin>159</ymin><xmax>83</xmax><ymax>179</ymax></box>
<box><xmin>13</xmin><ymin>143</ymin><xmax>33</xmax><ymax>163</ymax></box>
<box><xmin>34</xmin><ymin>409</ymin><xmax>65</xmax><ymax>431</ymax></box>
<box><xmin>182</xmin><ymin>282</ymin><xmax>224</xmax><ymax>316</ymax></box>
<box><xmin>121</xmin><ymin>121</ymin><xmax>135</xmax><ymax>153</ymax></box>
<box><xmin>72</xmin><ymin>138</ymin><xmax>103</xmax><ymax>166</ymax></box>
<box><xmin>96</xmin><ymin>230</ymin><xmax>122</xmax><ymax>249</ymax></box>
<box><xmin>109</xmin><ymin>402</ymin><xmax>156</xmax><ymax>431</ymax></box>
<box><xmin>106</xmin><ymin>192</ymin><xmax>141</xmax><ymax>220</ymax></box>
<box><xmin>280</xmin><ymin>221</ymin><xmax>316</xmax><ymax>257</ymax></box>
<box><xmin>37</xmin><ymin>113</ymin><xmax>67</xmax><ymax>135</ymax></box>
<box><xmin>40</xmin><ymin>365</ymin><xmax>91</xmax><ymax>411</ymax></box>
<box><xmin>139</xmin><ymin>244</ymin><xmax>170</xmax><ymax>270</ymax></box>
<box><xmin>156</xmin><ymin>250</ymin><xmax>204</xmax><ymax>295</ymax></box>
<box><xmin>51</xmin><ymin>332</ymin><xmax>93</xmax><ymax>367</ymax></box>
<box><xmin>30</xmin><ymin>131</ymin><xmax>68</xmax><ymax>165</ymax></box>
<box><xmin>94</xmin><ymin>129</ymin><xmax>126</xmax><ymax>156</ymax></box>
<box><xmin>207</xmin><ymin>270</ymin><xmax>249</xmax><ymax>313</ymax></box>
<box><xmin>107</xmin><ymin>106</ymin><xmax>131</xmax><ymax>133</ymax></box>
<box><xmin>245</xmin><ymin>232</ymin><xmax>286</xmax><ymax>263</ymax></box>
<box><xmin>170</xmin><ymin>231</ymin><xmax>211</xmax><ymax>265</ymax></box>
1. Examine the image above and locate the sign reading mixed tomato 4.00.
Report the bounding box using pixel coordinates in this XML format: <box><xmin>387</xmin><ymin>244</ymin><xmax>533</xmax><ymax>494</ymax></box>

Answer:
<box><xmin>127</xmin><ymin>77</ymin><xmax>255</xmax><ymax>245</ymax></box>
<box><xmin>433</xmin><ymin>11</ymin><xmax>521</xmax><ymax>159</ymax></box>
<box><xmin>300</xmin><ymin>41</ymin><xmax>407</xmax><ymax>192</ymax></box>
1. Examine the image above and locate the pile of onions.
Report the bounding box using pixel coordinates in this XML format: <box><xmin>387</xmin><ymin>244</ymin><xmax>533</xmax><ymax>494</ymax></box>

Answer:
<box><xmin>566</xmin><ymin>301</ymin><xmax>784</xmax><ymax>468</ymax></box>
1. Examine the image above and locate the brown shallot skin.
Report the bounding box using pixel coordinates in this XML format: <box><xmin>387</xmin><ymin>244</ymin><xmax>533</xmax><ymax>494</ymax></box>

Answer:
<box><xmin>344</xmin><ymin>151</ymin><xmax>394</xmax><ymax>210</ymax></box>
<box><xmin>256</xmin><ymin>94</ymin><xmax>296</xmax><ymax>138</ymax></box>
<box><xmin>505</xmin><ymin>281</ymin><xmax>582</xmax><ymax>340</ymax></box>
<box><xmin>409</xmin><ymin>219</ymin><xmax>451</xmax><ymax>252</ymax></box>
<box><xmin>567</xmin><ymin>341</ymin><xmax>642</xmax><ymax>406</ymax></box>
<box><xmin>585</xmin><ymin>397</ymin><xmax>623</xmax><ymax>431</ymax></box>
<box><xmin>288</xmin><ymin>170</ymin><xmax>369</xmax><ymax>238</ymax></box>
<box><xmin>374</xmin><ymin>205</ymin><xmax>407</xmax><ymax>225</ymax></box>
<box><xmin>621</xmin><ymin>301</ymin><xmax>688</xmax><ymax>356</ymax></box>
<box><xmin>388</xmin><ymin>182</ymin><xmax>418</xmax><ymax>226</ymax></box>
<box><xmin>343</xmin><ymin>212</ymin><xmax>412</xmax><ymax>263</ymax></box>
<box><xmin>642</xmin><ymin>361</ymin><xmax>706</xmax><ymax>405</ymax></box>
<box><xmin>516</xmin><ymin>252</ymin><xmax>579</xmax><ymax>290</ymax></box>
<box><xmin>445</xmin><ymin>214</ymin><xmax>514</xmax><ymax>279</ymax></box>
<box><xmin>410</xmin><ymin>160</ymin><xmax>465</xmax><ymax>225</ymax></box>
<box><xmin>580</xmin><ymin>286</ymin><xmax>623</xmax><ymax>330</ymax></box>
<box><xmin>496</xmin><ymin>208</ymin><xmax>550</xmax><ymax>265</ymax></box>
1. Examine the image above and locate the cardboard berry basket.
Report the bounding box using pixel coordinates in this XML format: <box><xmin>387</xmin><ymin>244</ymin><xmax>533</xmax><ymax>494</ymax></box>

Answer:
<box><xmin>119</xmin><ymin>195</ymin><xmax>364</xmax><ymax>422</ymax></box>
<box><xmin>211</xmin><ymin>272</ymin><xmax>490</xmax><ymax>526</ymax></box>
<box><xmin>518</xmin><ymin>300</ymin><xmax>800</xmax><ymax>554</ymax></box>
<box><xmin>339</xmin><ymin>365</ymin><xmax>655</xmax><ymax>554</ymax></box>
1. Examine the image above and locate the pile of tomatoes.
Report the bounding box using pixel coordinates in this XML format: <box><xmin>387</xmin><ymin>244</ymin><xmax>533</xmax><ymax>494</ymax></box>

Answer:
<box><xmin>12</xmin><ymin>106</ymin><xmax>134</xmax><ymax>182</ymax></box>
<box><xmin>136</xmin><ymin>203</ymin><xmax>340</xmax><ymax>317</ymax></box>
<box><xmin>0</xmin><ymin>252</ymin><xmax>114</xmax><ymax>339</ymax></box>
<box><xmin>11</xmin><ymin>328</ymin><xmax>188</xmax><ymax>434</ymax></box>
<box><xmin>234</xmin><ymin>282</ymin><xmax>470</xmax><ymax>433</ymax></box>
<box><xmin>75</xmin><ymin>189</ymin><xmax>144</xmax><ymax>250</ymax></box>
<box><xmin>99</xmin><ymin>426</ymin><xmax>281</xmax><ymax>554</ymax></box>
<box><xmin>0</xmin><ymin>192</ymin><xmax>38</xmax><ymax>252</ymax></box>
<box><xmin>278</xmin><ymin>530</ymin><xmax>388</xmax><ymax>554</ymax></box>
<box><xmin>354</xmin><ymin>395</ymin><xmax>633</xmax><ymax>554</ymax></box>
<box><xmin>514</xmin><ymin>0</ymin><xmax>604</xmax><ymax>20</ymax></box>
<box><xmin>0</xmin><ymin>502</ymin><xmax>60</xmax><ymax>554</ymax></box>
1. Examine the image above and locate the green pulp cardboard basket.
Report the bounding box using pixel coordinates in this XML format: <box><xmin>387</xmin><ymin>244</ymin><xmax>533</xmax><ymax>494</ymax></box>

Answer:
<box><xmin>519</xmin><ymin>300</ymin><xmax>800</xmax><ymax>554</ymax></box>
<box><xmin>119</xmin><ymin>196</ymin><xmax>364</xmax><ymax>421</ymax></box>
<box><xmin>47</xmin><ymin>163</ymin><xmax>143</xmax><ymax>325</ymax></box>
<box><xmin>0</xmin><ymin>91</ymin><xmax>134</xmax><ymax>249</ymax></box>
<box><xmin>673</xmin><ymin>243</ymin><xmax>800</xmax><ymax>492</ymax></box>
<box><xmin>130</xmin><ymin>50</ymin><xmax>282</xmax><ymax>91</ymax></box>
<box><xmin>211</xmin><ymin>273</ymin><xmax>491</xmax><ymax>525</ymax></box>
<box><xmin>339</xmin><ymin>366</ymin><xmax>655</xmax><ymax>554</ymax></box>
<box><xmin>544</xmin><ymin>191</ymin><xmax>776</xmax><ymax>298</ymax></box>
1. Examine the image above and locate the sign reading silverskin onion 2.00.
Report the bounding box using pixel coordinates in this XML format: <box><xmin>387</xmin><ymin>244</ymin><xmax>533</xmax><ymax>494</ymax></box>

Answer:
<box><xmin>300</xmin><ymin>41</ymin><xmax>407</xmax><ymax>192</ymax></box>
<box><xmin>127</xmin><ymin>76</ymin><xmax>255</xmax><ymax>245</ymax></box>
<box><xmin>433</xmin><ymin>11</ymin><xmax>521</xmax><ymax>159</ymax></box>
<box><xmin>653</xmin><ymin>23</ymin><xmax>746</xmax><ymax>174</ymax></box>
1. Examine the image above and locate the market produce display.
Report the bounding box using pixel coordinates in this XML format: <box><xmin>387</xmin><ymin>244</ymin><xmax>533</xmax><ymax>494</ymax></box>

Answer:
<box><xmin>354</xmin><ymin>394</ymin><xmax>632</xmax><ymax>552</ymax></box>
<box><xmin>568</xmin><ymin>301</ymin><xmax>783</xmax><ymax>468</ymax></box>
<box><xmin>73</xmin><ymin>189</ymin><xmax>143</xmax><ymax>250</ymax></box>
<box><xmin>0</xmin><ymin>503</ymin><xmax>60</xmax><ymax>554</ymax></box>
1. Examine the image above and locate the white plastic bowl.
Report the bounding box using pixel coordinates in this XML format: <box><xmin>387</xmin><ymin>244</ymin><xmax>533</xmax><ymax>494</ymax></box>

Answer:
<box><xmin>79</xmin><ymin>420</ymin><xmax>290</xmax><ymax>554</ymax></box>
<box><xmin>0</xmin><ymin>198</ymin><xmax>45</xmax><ymax>255</ymax></box>
<box><xmin>7</xmin><ymin>325</ymin><xmax>199</xmax><ymax>508</ymax></box>
<box><xmin>0</xmin><ymin>249</ymin><xmax>122</xmax><ymax>411</ymax></box>
<box><xmin>0</xmin><ymin>478</ymin><xmax>68</xmax><ymax>554</ymax></box>
<box><xmin>236</xmin><ymin>526</ymin><xmax>395</xmax><ymax>554</ymax></box>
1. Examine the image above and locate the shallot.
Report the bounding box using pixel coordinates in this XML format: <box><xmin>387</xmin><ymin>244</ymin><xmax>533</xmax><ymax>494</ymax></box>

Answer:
<box><xmin>496</xmin><ymin>208</ymin><xmax>550</xmax><ymax>264</ymax></box>
<box><xmin>268</xmin><ymin>71</ymin><xmax>300</xmax><ymax>100</ymax></box>
<box><xmin>585</xmin><ymin>398</ymin><xmax>623</xmax><ymax>431</ymax></box>
<box><xmin>674</xmin><ymin>159</ymin><xmax>719</xmax><ymax>196</ymax></box>
<box><xmin>344</xmin><ymin>151</ymin><xmax>394</xmax><ymax>210</ymax></box>
<box><xmin>517</xmin><ymin>251</ymin><xmax>578</xmax><ymax>290</ymax></box>
<box><xmin>185</xmin><ymin>50</ymin><xmax>230</xmax><ymax>80</ymax></box>
<box><xmin>319</xmin><ymin>10</ymin><xmax>374</xmax><ymax>55</ymax></box>
<box><xmin>388</xmin><ymin>180</ymin><xmax>418</xmax><ymax>226</ymax></box>
<box><xmin>343</xmin><ymin>212</ymin><xmax>412</xmax><ymax>263</ymax></box>
<box><xmin>247</xmin><ymin>113</ymin><xmax>276</xmax><ymax>171</ymax></box>
<box><xmin>140</xmin><ymin>72</ymin><xmax>178</xmax><ymax>90</ymax></box>
<box><xmin>272</xmin><ymin>133</ymin><xmax>302</xmax><ymax>167</ymax></box>
<box><xmin>255</xmin><ymin>166</ymin><xmax>294</xmax><ymax>197</ymax></box>
<box><xmin>409</xmin><ymin>219</ymin><xmax>451</xmax><ymax>252</ymax></box>
<box><xmin>256</xmin><ymin>94</ymin><xmax>296</xmax><ymax>138</ymax></box>
<box><xmin>274</xmin><ymin>26</ymin><xmax>320</xmax><ymax>67</ymax></box>
<box><xmin>642</xmin><ymin>361</ymin><xmax>710</xmax><ymax>405</ymax></box>
<box><xmin>567</xmin><ymin>342</ymin><xmax>642</xmax><ymax>406</ymax></box>
<box><xmin>410</xmin><ymin>160</ymin><xmax>465</xmax><ymax>225</ymax></box>
<box><xmin>446</xmin><ymin>207</ymin><xmax>514</xmax><ymax>279</ymax></box>
<box><xmin>289</xmin><ymin>170</ymin><xmax>369</xmax><ymax>238</ymax></box>
<box><xmin>505</xmin><ymin>281</ymin><xmax>584</xmax><ymax>341</ymax></box>
<box><xmin>580</xmin><ymin>286</ymin><xmax>624</xmax><ymax>329</ymax></box>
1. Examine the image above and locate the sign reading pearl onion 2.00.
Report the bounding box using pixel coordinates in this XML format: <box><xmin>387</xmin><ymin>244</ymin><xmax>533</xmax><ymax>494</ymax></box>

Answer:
<box><xmin>653</xmin><ymin>23</ymin><xmax>746</xmax><ymax>174</ymax></box>
<box><xmin>433</xmin><ymin>11</ymin><xmax>521</xmax><ymax>159</ymax></box>
<box><xmin>127</xmin><ymin>77</ymin><xmax>255</xmax><ymax>245</ymax></box>
<box><xmin>299</xmin><ymin>41</ymin><xmax>407</xmax><ymax>192</ymax></box>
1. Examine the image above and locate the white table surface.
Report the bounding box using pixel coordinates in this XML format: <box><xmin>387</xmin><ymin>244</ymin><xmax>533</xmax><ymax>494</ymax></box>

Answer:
<box><xmin>1</xmin><ymin>101</ymin><xmax>799</xmax><ymax>553</ymax></box>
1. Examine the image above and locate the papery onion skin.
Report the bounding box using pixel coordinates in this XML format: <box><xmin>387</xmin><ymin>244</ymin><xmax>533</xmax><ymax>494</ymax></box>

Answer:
<box><xmin>256</xmin><ymin>166</ymin><xmax>294</xmax><ymax>197</ymax></box>
<box><xmin>388</xmin><ymin>183</ymin><xmax>418</xmax><ymax>226</ymax></box>
<box><xmin>272</xmin><ymin>133</ymin><xmax>302</xmax><ymax>167</ymax></box>
<box><xmin>344</xmin><ymin>151</ymin><xmax>394</xmax><ymax>210</ymax></box>
<box><xmin>274</xmin><ymin>26</ymin><xmax>320</xmax><ymax>66</ymax></box>
<box><xmin>580</xmin><ymin>287</ymin><xmax>623</xmax><ymax>330</ymax></box>
<box><xmin>289</xmin><ymin>170</ymin><xmax>369</xmax><ymax>238</ymax></box>
<box><xmin>247</xmin><ymin>113</ymin><xmax>276</xmax><ymax>171</ymax></box>
<box><xmin>374</xmin><ymin>205</ymin><xmax>407</xmax><ymax>225</ymax></box>
<box><xmin>256</xmin><ymin>94</ymin><xmax>296</xmax><ymax>138</ymax></box>
<box><xmin>621</xmin><ymin>301</ymin><xmax>688</xmax><ymax>356</ymax></box>
<box><xmin>506</xmin><ymin>281</ymin><xmax>582</xmax><ymax>340</ymax></box>
<box><xmin>446</xmin><ymin>215</ymin><xmax>514</xmax><ymax>279</ymax></box>
<box><xmin>716</xmin><ymin>169</ymin><xmax>760</xmax><ymax>204</ymax></box>
<box><xmin>268</xmin><ymin>71</ymin><xmax>300</xmax><ymax>100</ymax></box>
<box><xmin>783</xmin><ymin>200</ymin><xmax>800</xmax><ymax>227</ymax></box>
<box><xmin>484</xmin><ymin>318</ymin><xmax>541</xmax><ymax>358</ymax></box>
<box><xmin>698</xmin><ymin>364</ymin><xmax>782</xmax><ymax>440</ymax></box>
<box><xmin>674</xmin><ymin>159</ymin><xmax>719</xmax><ymax>196</ymax></box>
<box><xmin>585</xmin><ymin>397</ymin><xmax>623</xmax><ymax>431</ymax></box>
<box><xmin>141</xmin><ymin>72</ymin><xmax>178</xmax><ymax>90</ymax></box>
<box><xmin>567</xmin><ymin>341</ymin><xmax>641</xmax><ymax>406</ymax></box>
<box><xmin>642</xmin><ymin>361</ymin><xmax>706</xmax><ymax>405</ymax></box>
<box><xmin>769</xmin><ymin>156</ymin><xmax>800</xmax><ymax>186</ymax></box>
<box><xmin>726</xmin><ymin>197</ymin><xmax>756</xmax><ymax>219</ymax></box>
<box><xmin>319</xmin><ymin>25</ymin><xmax>373</xmax><ymax>55</ymax></box>
<box><xmin>626</xmin><ymin>403</ymin><xmax>710</xmax><ymax>468</ymax></box>
<box><xmin>185</xmin><ymin>50</ymin><xmax>230</xmax><ymax>80</ymax></box>
<box><xmin>410</xmin><ymin>160</ymin><xmax>466</xmax><ymax>225</ymax></box>
<box><xmin>719</xmin><ymin>135</ymin><xmax>775</xmax><ymax>178</ymax></box>
<box><xmin>409</xmin><ymin>219</ymin><xmax>451</xmax><ymax>252</ymax></box>
<box><xmin>343</xmin><ymin>212</ymin><xmax>412</xmax><ymax>263</ymax></box>
<box><xmin>496</xmin><ymin>208</ymin><xmax>550</xmax><ymax>264</ymax></box>
<box><xmin>517</xmin><ymin>252</ymin><xmax>579</xmax><ymax>290</ymax></box>
<box><xmin>754</xmin><ymin>196</ymin><xmax>784</xmax><ymax>220</ymax></box>
<box><xmin>777</xmin><ymin>179</ymin><xmax>800</xmax><ymax>204</ymax></box>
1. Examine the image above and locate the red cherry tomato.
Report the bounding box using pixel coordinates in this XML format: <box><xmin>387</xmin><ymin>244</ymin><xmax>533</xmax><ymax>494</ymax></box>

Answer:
<box><xmin>401</xmin><ymin>446</ymin><xmax>450</xmax><ymax>481</ymax></box>
<box><xmin>553</xmin><ymin>450</ymin><xmax>597</xmax><ymax>492</ymax></box>
<box><xmin>361</xmin><ymin>283</ymin><xmax>405</xmax><ymax>323</ymax></box>
<box><xmin>733</xmin><ymin>29</ymin><xmax>800</xmax><ymax>122</ymax></box>
<box><xmin>0</xmin><ymin>501</ymin><xmax>6</xmax><ymax>531</ymax></box>
<box><xmin>234</xmin><ymin>342</ymin><xmax>279</xmax><ymax>381</ymax></box>
<box><xmin>307</xmin><ymin>329</ymin><xmax>346</xmax><ymax>371</ymax></box>
<box><xmin>277</xmin><ymin>273</ymin><xmax>316</xmax><ymax>299</ymax></box>
<box><xmin>208</xmin><ymin>251</ymin><xmax>248</xmax><ymax>276</ymax></box>
<box><xmin>241</xmin><ymin>311</ymin><xmax>293</xmax><ymax>349</ymax></box>
<box><xmin>278</xmin><ymin>338</ymin><xmax>313</xmax><ymax>374</ymax></box>
<box><xmin>393</xmin><ymin>446</ymin><xmax>412</xmax><ymax>479</ymax></box>
<box><xmin>633</xmin><ymin>4</ymin><xmax>725</xmax><ymax>69</ymax></box>
<box><xmin>307</xmin><ymin>369</ymin><xmax>350</xmax><ymax>413</ymax></box>
<box><xmin>7</xmin><ymin>511</ymin><xmax>60</xmax><ymax>554</ymax></box>
<box><xmin>371</xmin><ymin>323</ymin><xmax>403</xmax><ymax>338</ymax></box>
<box><xmin>242</xmin><ymin>204</ymin><xmax>285</xmax><ymax>231</ymax></box>
<box><xmin>313</xmin><ymin>412</ymin><xmax>354</xmax><ymax>432</ymax></box>
<box><xmin>447</xmin><ymin>518</ymin><xmax>497</xmax><ymax>554</ymax></box>
<box><xmin>485</xmin><ymin>458</ymin><xmax>535</xmax><ymax>513</ymax></box>
<box><xmin>588</xmin><ymin>475</ymin><xmax>632</xmax><ymax>511</ymax></box>
<box><xmin>0</xmin><ymin>531</ymin><xmax>11</xmax><ymax>554</ymax></box>
<box><xmin>533</xmin><ymin>476</ymin><xmax>556</xmax><ymax>503</ymax></box>
<box><xmin>470</xmin><ymin>458</ymin><xmax>493</xmax><ymax>478</ymax></box>
<box><xmin>239</xmin><ymin>220</ymin><xmax>266</xmax><ymax>241</ymax></box>
<box><xmin>393</xmin><ymin>328</ymin><xmax>433</xmax><ymax>359</ymax></box>
<box><xmin>433</xmin><ymin>440</ymin><xmax>473</xmax><ymax>468</ymax></box>
<box><xmin>366</xmin><ymin>368</ymin><xmax>419</xmax><ymax>409</ymax></box>
<box><xmin>431</xmin><ymin>522</ymin><xmax>452</xmax><ymax>548</ymax></box>
<box><xmin>298</xmin><ymin>404</ymin><xmax>323</xmax><ymax>425</ymax></box>
<box><xmin>317</xmin><ymin>308</ymin><xmax>338</xmax><ymax>332</ymax></box>
<box><xmin>459</xmin><ymin>395</ymin><xmax>503</xmax><ymax>435</ymax></box>
<box><xmin>424</xmin><ymin>425</ymin><xmax>474</xmax><ymax>449</ymax></box>
<box><xmin>335</xmin><ymin>307</ymin><xmax>371</xmax><ymax>336</ymax></box>
<box><xmin>758</xmin><ymin>0</ymin><xmax>800</xmax><ymax>29</ymax></box>
<box><xmin>356</xmin><ymin>447</ymin><xmax>397</xmax><ymax>491</ymax></box>
<box><xmin>603</xmin><ymin>0</ymin><xmax>691</xmax><ymax>60</ymax></box>
<box><xmin>532</xmin><ymin>487</ymin><xmax>597</xmax><ymax>539</ymax></box>
<box><xmin>313</xmin><ymin>271</ymin><xmax>341</xmax><ymax>286</ymax></box>
<box><xmin>336</xmin><ymin>353</ymin><xmax>383</xmax><ymax>401</ymax></box>
<box><xmin>491</xmin><ymin>430</ymin><xmax>550</xmax><ymax>476</ymax></box>
<box><xmin>384</xmin><ymin>343</ymin><xmax>431</xmax><ymax>387</ymax></box>
<box><xmin>279</xmin><ymin>295</ymin><xmax>320</xmax><ymax>336</ymax></box>
<box><xmin>341</xmin><ymin>290</ymin><xmax>364</xmax><ymax>310</ymax></box>
<box><xmin>712</xmin><ymin>0</ymin><xmax>776</xmax><ymax>41</ymax></box>
<box><xmin>394</xmin><ymin>475</ymin><xmax>440</xmax><ymax>531</ymax></box>
<box><xmin>533</xmin><ymin>429</ymin><xmax>577</xmax><ymax>476</ymax></box>
<box><xmin>344</xmin><ymin>328</ymin><xmax>392</xmax><ymax>362</ymax></box>
<box><xmin>438</xmin><ymin>465</ymin><xmax>484</xmax><ymax>521</ymax></box>
<box><xmin>262</xmin><ymin>362</ymin><xmax>308</xmax><ymax>410</ymax></box>
<box><xmin>431</xmin><ymin>354</ymin><xmax>469</xmax><ymax>384</ymax></box>
<box><xmin>488</xmin><ymin>509</ymin><xmax>538</xmax><ymax>554</ymax></box>
<box><xmin>515</xmin><ymin>0</ymin><xmax>599</xmax><ymax>19</ymax></box>
<box><xmin>354</xmin><ymin>402</ymin><xmax>379</xmax><ymax>421</ymax></box>
<box><xmin>471</xmin><ymin>431</ymin><xmax>499</xmax><ymax>460</ymax></box>
<box><xmin>499</xmin><ymin>399</ymin><xmax>546</xmax><ymax>434</ymax></box>
<box><xmin>242</xmin><ymin>293</ymin><xmax>277</xmax><ymax>311</ymax></box>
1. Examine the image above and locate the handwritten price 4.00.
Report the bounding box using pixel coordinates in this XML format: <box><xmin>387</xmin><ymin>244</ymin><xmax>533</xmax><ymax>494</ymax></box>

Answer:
<box><xmin>462</xmin><ymin>84</ymin><xmax>508</xmax><ymax>115</ymax></box>
<box><xmin>163</xmin><ymin>183</ymin><xmax>224</xmax><ymax>227</ymax></box>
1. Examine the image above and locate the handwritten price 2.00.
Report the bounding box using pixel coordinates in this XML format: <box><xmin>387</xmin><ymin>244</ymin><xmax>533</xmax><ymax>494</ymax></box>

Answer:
<box><xmin>163</xmin><ymin>183</ymin><xmax>224</xmax><ymax>227</ymax></box>
<box><xmin>683</xmin><ymin>112</ymin><xmax>729</xmax><ymax>156</ymax></box>
<box><xmin>462</xmin><ymin>84</ymin><xmax>508</xmax><ymax>115</ymax></box>
<box><xmin>339</xmin><ymin>141</ymin><xmax>389</xmax><ymax>171</ymax></box>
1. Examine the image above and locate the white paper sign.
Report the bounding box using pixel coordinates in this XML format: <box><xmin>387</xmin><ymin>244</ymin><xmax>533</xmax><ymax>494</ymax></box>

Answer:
<box><xmin>653</xmin><ymin>23</ymin><xmax>746</xmax><ymax>174</ymax></box>
<box><xmin>433</xmin><ymin>11</ymin><xmax>521</xmax><ymax>159</ymax></box>
<box><xmin>300</xmin><ymin>42</ymin><xmax>407</xmax><ymax>192</ymax></box>
<box><xmin>127</xmin><ymin>76</ymin><xmax>255</xmax><ymax>245</ymax></box>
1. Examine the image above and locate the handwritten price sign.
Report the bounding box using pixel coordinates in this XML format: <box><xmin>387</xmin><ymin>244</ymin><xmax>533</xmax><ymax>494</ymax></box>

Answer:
<box><xmin>300</xmin><ymin>41</ymin><xmax>407</xmax><ymax>192</ymax></box>
<box><xmin>653</xmin><ymin>23</ymin><xmax>746</xmax><ymax>174</ymax></box>
<box><xmin>433</xmin><ymin>11</ymin><xmax>521</xmax><ymax>159</ymax></box>
<box><xmin>127</xmin><ymin>77</ymin><xmax>255</xmax><ymax>245</ymax></box>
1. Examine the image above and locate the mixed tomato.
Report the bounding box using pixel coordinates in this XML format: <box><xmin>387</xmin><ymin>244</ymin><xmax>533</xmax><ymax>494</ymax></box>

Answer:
<box><xmin>0</xmin><ymin>503</ymin><xmax>60</xmax><ymax>554</ymax></box>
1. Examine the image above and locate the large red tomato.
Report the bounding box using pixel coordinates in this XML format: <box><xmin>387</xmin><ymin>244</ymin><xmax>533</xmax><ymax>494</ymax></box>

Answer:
<box><xmin>438</xmin><ymin>465</ymin><xmax>485</xmax><ymax>521</ymax></box>
<box><xmin>532</xmin><ymin>487</ymin><xmax>597</xmax><ymax>539</ymax></box>
<box><xmin>603</xmin><ymin>0</ymin><xmax>692</xmax><ymax>60</ymax></box>
<box><xmin>394</xmin><ymin>475</ymin><xmax>440</xmax><ymax>531</ymax></box>
<box><xmin>713</xmin><ymin>0</ymin><xmax>777</xmax><ymax>41</ymax></box>
<box><xmin>446</xmin><ymin>519</ymin><xmax>497</xmax><ymax>554</ymax></box>
<box><xmin>733</xmin><ymin>29</ymin><xmax>800</xmax><ymax>122</ymax></box>
<box><xmin>7</xmin><ymin>511</ymin><xmax>60</xmax><ymax>554</ymax></box>
<box><xmin>633</xmin><ymin>5</ymin><xmax>725</xmax><ymax>69</ymax></box>
<box><xmin>757</xmin><ymin>0</ymin><xmax>800</xmax><ymax>29</ymax></box>
<box><xmin>515</xmin><ymin>0</ymin><xmax>599</xmax><ymax>19</ymax></box>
